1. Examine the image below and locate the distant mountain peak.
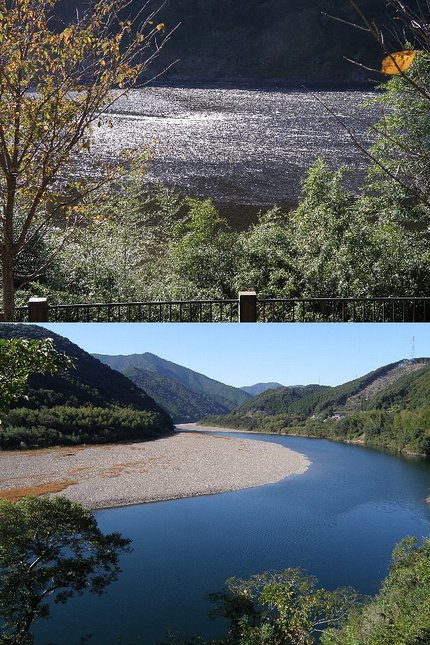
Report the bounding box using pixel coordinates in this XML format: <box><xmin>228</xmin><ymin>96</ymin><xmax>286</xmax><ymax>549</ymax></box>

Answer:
<box><xmin>240</xmin><ymin>383</ymin><xmax>284</xmax><ymax>396</ymax></box>
<box><xmin>93</xmin><ymin>352</ymin><xmax>251</xmax><ymax>422</ymax></box>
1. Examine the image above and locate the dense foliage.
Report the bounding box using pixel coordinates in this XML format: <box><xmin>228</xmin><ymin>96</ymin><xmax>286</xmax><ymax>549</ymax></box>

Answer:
<box><xmin>0</xmin><ymin>496</ymin><xmax>131</xmax><ymax>643</ymax></box>
<box><xmin>22</xmin><ymin>145</ymin><xmax>430</xmax><ymax>306</ymax></box>
<box><xmin>0</xmin><ymin>325</ymin><xmax>174</xmax><ymax>449</ymax></box>
<box><xmin>167</xmin><ymin>537</ymin><xmax>430</xmax><ymax>644</ymax></box>
<box><xmin>207</xmin><ymin>569</ymin><xmax>359</xmax><ymax>645</ymax></box>
<box><xmin>203</xmin><ymin>360</ymin><xmax>430</xmax><ymax>455</ymax></box>
<box><xmin>0</xmin><ymin>338</ymin><xmax>71</xmax><ymax>415</ymax></box>
<box><xmin>0</xmin><ymin>405</ymin><xmax>169</xmax><ymax>449</ymax></box>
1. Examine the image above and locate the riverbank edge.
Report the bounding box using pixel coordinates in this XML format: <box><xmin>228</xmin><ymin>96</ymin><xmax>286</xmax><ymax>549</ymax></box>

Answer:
<box><xmin>0</xmin><ymin>431</ymin><xmax>311</xmax><ymax>511</ymax></box>
<box><xmin>182</xmin><ymin>424</ymin><xmax>430</xmax><ymax>505</ymax></box>
<box><xmin>185</xmin><ymin>423</ymin><xmax>428</xmax><ymax>457</ymax></box>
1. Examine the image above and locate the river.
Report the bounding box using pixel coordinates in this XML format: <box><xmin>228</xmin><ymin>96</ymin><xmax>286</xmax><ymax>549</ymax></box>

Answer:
<box><xmin>88</xmin><ymin>86</ymin><xmax>380</xmax><ymax>223</ymax></box>
<box><xmin>32</xmin><ymin>431</ymin><xmax>430</xmax><ymax>644</ymax></box>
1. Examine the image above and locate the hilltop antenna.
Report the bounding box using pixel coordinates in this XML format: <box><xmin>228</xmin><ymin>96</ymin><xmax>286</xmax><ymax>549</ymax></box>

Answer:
<box><xmin>410</xmin><ymin>336</ymin><xmax>415</xmax><ymax>361</ymax></box>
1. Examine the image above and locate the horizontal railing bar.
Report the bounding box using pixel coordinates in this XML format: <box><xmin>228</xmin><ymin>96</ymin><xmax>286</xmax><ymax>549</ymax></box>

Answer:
<box><xmin>257</xmin><ymin>297</ymin><xmax>430</xmax><ymax>303</ymax></box>
<box><xmin>48</xmin><ymin>299</ymin><xmax>238</xmax><ymax>309</ymax></box>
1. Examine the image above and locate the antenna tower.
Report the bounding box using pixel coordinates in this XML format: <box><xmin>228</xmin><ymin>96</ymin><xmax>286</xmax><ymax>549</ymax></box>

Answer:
<box><xmin>410</xmin><ymin>336</ymin><xmax>415</xmax><ymax>361</ymax></box>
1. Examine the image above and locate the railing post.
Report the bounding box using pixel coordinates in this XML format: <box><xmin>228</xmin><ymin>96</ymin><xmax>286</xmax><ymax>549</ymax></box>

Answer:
<box><xmin>28</xmin><ymin>297</ymin><xmax>49</xmax><ymax>322</ymax></box>
<box><xmin>239</xmin><ymin>291</ymin><xmax>257</xmax><ymax>322</ymax></box>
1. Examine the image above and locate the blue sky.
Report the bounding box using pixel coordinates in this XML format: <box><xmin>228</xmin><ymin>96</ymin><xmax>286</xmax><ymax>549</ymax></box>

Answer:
<box><xmin>39</xmin><ymin>323</ymin><xmax>430</xmax><ymax>388</ymax></box>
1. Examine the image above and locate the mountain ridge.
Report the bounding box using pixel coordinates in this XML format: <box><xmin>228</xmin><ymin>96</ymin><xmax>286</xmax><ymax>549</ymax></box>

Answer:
<box><xmin>240</xmin><ymin>383</ymin><xmax>284</xmax><ymax>396</ymax></box>
<box><xmin>122</xmin><ymin>366</ymin><xmax>233</xmax><ymax>422</ymax></box>
<box><xmin>93</xmin><ymin>352</ymin><xmax>251</xmax><ymax>410</ymax></box>
<box><xmin>202</xmin><ymin>358</ymin><xmax>430</xmax><ymax>455</ymax></box>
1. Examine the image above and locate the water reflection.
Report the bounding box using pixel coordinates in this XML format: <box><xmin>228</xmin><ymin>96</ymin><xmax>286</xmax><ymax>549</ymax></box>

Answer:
<box><xmin>33</xmin><ymin>434</ymin><xmax>430</xmax><ymax>645</ymax></box>
<box><xmin>89</xmin><ymin>87</ymin><xmax>381</xmax><ymax>207</ymax></box>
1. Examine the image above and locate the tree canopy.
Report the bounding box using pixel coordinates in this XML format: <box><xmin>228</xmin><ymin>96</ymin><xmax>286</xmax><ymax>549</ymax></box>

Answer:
<box><xmin>0</xmin><ymin>496</ymin><xmax>131</xmax><ymax>644</ymax></box>
<box><xmin>0</xmin><ymin>0</ymin><xmax>171</xmax><ymax>320</ymax></box>
<box><xmin>0</xmin><ymin>337</ymin><xmax>71</xmax><ymax>415</ymax></box>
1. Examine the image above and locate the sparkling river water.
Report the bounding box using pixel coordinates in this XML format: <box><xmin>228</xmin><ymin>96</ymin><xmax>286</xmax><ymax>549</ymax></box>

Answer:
<box><xmin>90</xmin><ymin>86</ymin><xmax>380</xmax><ymax>210</ymax></box>
<box><xmin>33</xmin><ymin>432</ymin><xmax>430</xmax><ymax>645</ymax></box>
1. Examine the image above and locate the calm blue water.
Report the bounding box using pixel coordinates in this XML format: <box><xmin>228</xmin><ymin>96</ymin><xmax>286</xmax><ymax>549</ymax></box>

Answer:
<box><xmin>33</xmin><ymin>433</ymin><xmax>430</xmax><ymax>644</ymax></box>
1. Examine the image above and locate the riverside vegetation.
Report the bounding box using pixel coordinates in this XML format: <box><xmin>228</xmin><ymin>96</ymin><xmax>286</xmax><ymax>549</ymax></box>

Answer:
<box><xmin>203</xmin><ymin>359</ymin><xmax>430</xmax><ymax>456</ymax></box>
<box><xmin>16</xmin><ymin>53</ymin><xmax>430</xmax><ymax>307</ymax></box>
<box><xmin>0</xmin><ymin>324</ymin><xmax>174</xmax><ymax>450</ymax></box>
<box><xmin>3</xmin><ymin>1</ymin><xmax>430</xmax><ymax>311</ymax></box>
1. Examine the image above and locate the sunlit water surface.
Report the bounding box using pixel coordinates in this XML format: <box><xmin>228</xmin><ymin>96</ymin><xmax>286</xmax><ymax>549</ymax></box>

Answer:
<box><xmin>32</xmin><ymin>432</ymin><xmax>430</xmax><ymax>645</ymax></box>
<box><xmin>88</xmin><ymin>86</ymin><xmax>380</xmax><ymax>209</ymax></box>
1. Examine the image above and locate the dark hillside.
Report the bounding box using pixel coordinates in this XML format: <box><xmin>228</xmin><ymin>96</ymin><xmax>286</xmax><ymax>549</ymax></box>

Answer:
<box><xmin>232</xmin><ymin>385</ymin><xmax>325</xmax><ymax>417</ymax></box>
<box><xmin>0</xmin><ymin>325</ymin><xmax>174</xmax><ymax>448</ymax></box>
<box><xmin>123</xmin><ymin>367</ymin><xmax>233</xmax><ymax>422</ymax></box>
<box><xmin>53</xmin><ymin>0</ymin><xmax>422</xmax><ymax>84</ymax></box>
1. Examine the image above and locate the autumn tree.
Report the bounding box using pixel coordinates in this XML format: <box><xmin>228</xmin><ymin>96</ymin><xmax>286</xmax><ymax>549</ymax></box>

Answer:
<box><xmin>0</xmin><ymin>0</ymin><xmax>173</xmax><ymax>320</ymax></box>
<box><xmin>0</xmin><ymin>496</ymin><xmax>131</xmax><ymax>643</ymax></box>
<box><xmin>326</xmin><ymin>1</ymin><xmax>430</xmax><ymax>221</ymax></box>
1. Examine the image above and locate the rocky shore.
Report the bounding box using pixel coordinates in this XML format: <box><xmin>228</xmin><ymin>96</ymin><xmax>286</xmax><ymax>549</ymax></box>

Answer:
<box><xmin>0</xmin><ymin>430</ymin><xmax>310</xmax><ymax>509</ymax></box>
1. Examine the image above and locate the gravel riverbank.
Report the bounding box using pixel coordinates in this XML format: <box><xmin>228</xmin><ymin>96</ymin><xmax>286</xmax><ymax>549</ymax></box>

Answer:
<box><xmin>0</xmin><ymin>430</ymin><xmax>310</xmax><ymax>509</ymax></box>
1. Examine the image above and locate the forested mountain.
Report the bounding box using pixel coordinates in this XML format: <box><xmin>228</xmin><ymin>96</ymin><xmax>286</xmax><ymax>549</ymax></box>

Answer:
<box><xmin>94</xmin><ymin>352</ymin><xmax>251</xmax><ymax>408</ymax></box>
<box><xmin>54</xmin><ymin>0</ymin><xmax>420</xmax><ymax>84</ymax></box>
<box><xmin>203</xmin><ymin>359</ymin><xmax>430</xmax><ymax>454</ymax></box>
<box><xmin>235</xmin><ymin>384</ymin><xmax>324</xmax><ymax>415</ymax></box>
<box><xmin>0</xmin><ymin>325</ymin><xmax>174</xmax><ymax>449</ymax></box>
<box><xmin>240</xmin><ymin>383</ymin><xmax>284</xmax><ymax>396</ymax></box>
<box><xmin>123</xmin><ymin>366</ymin><xmax>234</xmax><ymax>422</ymax></box>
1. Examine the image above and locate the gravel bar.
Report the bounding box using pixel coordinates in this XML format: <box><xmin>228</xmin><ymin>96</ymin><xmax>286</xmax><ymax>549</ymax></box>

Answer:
<box><xmin>0</xmin><ymin>430</ymin><xmax>310</xmax><ymax>509</ymax></box>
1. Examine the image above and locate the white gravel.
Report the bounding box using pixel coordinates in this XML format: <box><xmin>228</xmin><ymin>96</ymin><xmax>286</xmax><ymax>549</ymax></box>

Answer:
<box><xmin>0</xmin><ymin>430</ymin><xmax>310</xmax><ymax>509</ymax></box>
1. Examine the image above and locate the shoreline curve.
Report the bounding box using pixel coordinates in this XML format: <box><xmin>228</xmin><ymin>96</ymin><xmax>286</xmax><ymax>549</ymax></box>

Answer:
<box><xmin>0</xmin><ymin>429</ymin><xmax>310</xmax><ymax>510</ymax></box>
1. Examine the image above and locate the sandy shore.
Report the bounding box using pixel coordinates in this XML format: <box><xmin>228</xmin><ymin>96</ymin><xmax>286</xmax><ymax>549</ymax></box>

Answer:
<box><xmin>0</xmin><ymin>430</ymin><xmax>310</xmax><ymax>509</ymax></box>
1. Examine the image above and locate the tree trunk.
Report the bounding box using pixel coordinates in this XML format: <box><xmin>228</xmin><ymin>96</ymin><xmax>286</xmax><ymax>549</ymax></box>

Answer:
<box><xmin>2</xmin><ymin>248</ymin><xmax>15</xmax><ymax>322</ymax></box>
<box><xmin>3</xmin><ymin>174</ymin><xmax>17</xmax><ymax>322</ymax></box>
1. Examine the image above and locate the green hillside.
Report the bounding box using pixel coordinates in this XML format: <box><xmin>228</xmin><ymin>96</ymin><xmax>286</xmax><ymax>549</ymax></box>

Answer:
<box><xmin>203</xmin><ymin>359</ymin><xmax>430</xmax><ymax>455</ymax></box>
<box><xmin>94</xmin><ymin>352</ymin><xmax>251</xmax><ymax>408</ymax></box>
<box><xmin>240</xmin><ymin>383</ymin><xmax>284</xmax><ymax>396</ymax></box>
<box><xmin>123</xmin><ymin>367</ymin><xmax>233</xmax><ymax>422</ymax></box>
<box><xmin>0</xmin><ymin>325</ymin><xmax>174</xmax><ymax>449</ymax></box>
<box><xmin>232</xmin><ymin>385</ymin><xmax>324</xmax><ymax>416</ymax></box>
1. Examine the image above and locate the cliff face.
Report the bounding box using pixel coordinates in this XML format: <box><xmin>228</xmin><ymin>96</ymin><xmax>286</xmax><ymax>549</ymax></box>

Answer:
<box><xmin>53</xmin><ymin>0</ymin><xmax>409</xmax><ymax>84</ymax></box>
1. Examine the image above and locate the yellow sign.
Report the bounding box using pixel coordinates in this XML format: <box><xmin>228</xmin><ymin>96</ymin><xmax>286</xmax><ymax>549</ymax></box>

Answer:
<box><xmin>382</xmin><ymin>51</ymin><xmax>417</xmax><ymax>75</ymax></box>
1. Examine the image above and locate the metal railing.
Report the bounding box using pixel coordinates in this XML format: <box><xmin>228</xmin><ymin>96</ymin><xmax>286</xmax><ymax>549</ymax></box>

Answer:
<box><xmin>258</xmin><ymin>297</ymin><xmax>430</xmax><ymax>323</ymax></box>
<box><xmin>48</xmin><ymin>299</ymin><xmax>239</xmax><ymax>323</ymax></box>
<box><xmin>10</xmin><ymin>294</ymin><xmax>430</xmax><ymax>323</ymax></box>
